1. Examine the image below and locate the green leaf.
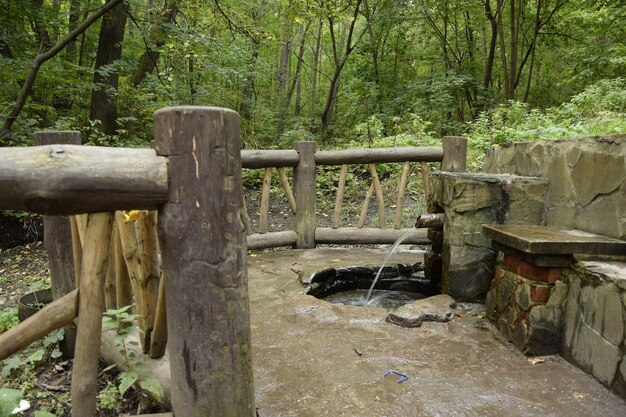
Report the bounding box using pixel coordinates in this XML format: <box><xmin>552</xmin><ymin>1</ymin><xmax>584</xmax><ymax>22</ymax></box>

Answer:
<box><xmin>118</xmin><ymin>371</ymin><xmax>138</xmax><ymax>395</ymax></box>
<box><xmin>35</xmin><ymin>411</ymin><xmax>56</xmax><ymax>417</ymax></box>
<box><xmin>138</xmin><ymin>377</ymin><xmax>164</xmax><ymax>401</ymax></box>
<box><xmin>0</xmin><ymin>388</ymin><xmax>22</xmax><ymax>416</ymax></box>
<box><xmin>27</xmin><ymin>349</ymin><xmax>45</xmax><ymax>363</ymax></box>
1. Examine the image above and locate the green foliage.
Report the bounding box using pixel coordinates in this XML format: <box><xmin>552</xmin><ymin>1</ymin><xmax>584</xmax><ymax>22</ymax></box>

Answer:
<box><xmin>101</xmin><ymin>305</ymin><xmax>164</xmax><ymax>403</ymax></box>
<box><xmin>0</xmin><ymin>308</ymin><xmax>18</xmax><ymax>333</ymax></box>
<box><xmin>1</xmin><ymin>330</ymin><xmax>63</xmax><ymax>378</ymax></box>
<box><xmin>0</xmin><ymin>388</ymin><xmax>22</xmax><ymax>417</ymax></box>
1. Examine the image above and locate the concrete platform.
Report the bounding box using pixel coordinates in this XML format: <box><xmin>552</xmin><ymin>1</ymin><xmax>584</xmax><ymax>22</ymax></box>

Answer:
<box><xmin>249</xmin><ymin>248</ymin><xmax>626</xmax><ymax>416</ymax></box>
<box><xmin>102</xmin><ymin>248</ymin><xmax>626</xmax><ymax>416</ymax></box>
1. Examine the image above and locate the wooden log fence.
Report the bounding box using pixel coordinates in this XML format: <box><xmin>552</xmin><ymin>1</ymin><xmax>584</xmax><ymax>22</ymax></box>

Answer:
<box><xmin>0</xmin><ymin>107</ymin><xmax>466</xmax><ymax>417</ymax></box>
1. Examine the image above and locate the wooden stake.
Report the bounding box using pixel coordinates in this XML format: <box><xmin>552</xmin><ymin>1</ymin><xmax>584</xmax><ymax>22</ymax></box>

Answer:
<box><xmin>259</xmin><ymin>167</ymin><xmax>272</xmax><ymax>234</ymax></box>
<box><xmin>70</xmin><ymin>215</ymin><xmax>83</xmax><ymax>287</ymax></box>
<box><xmin>71</xmin><ymin>212</ymin><xmax>113</xmax><ymax>417</ymax></box>
<box><xmin>148</xmin><ymin>273</ymin><xmax>167</xmax><ymax>359</ymax></box>
<box><xmin>104</xmin><ymin>225</ymin><xmax>118</xmax><ymax>310</ymax></box>
<box><xmin>276</xmin><ymin>167</ymin><xmax>296</xmax><ymax>214</ymax></box>
<box><xmin>136</xmin><ymin>211</ymin><xmax>160</xmax><ymax>352</ymax></box>
<box><xmin>421</xmin><ymin>162</ymin><xmax>432</xmax><ymax>213</ymax></box>
<box><xmin>394</xmin><ymin>162</ymin><xmax>411</xmax><ymax>229</ymax></box>
<box><xmin>368</xmin><ymin>164</ymin><xmax>386</xmax><ymax>228</ymax></box>
<box><xmin>332</xmin><ymin>164</ymin><xmax>348</xmax><ymax>229</ymax></box>
<box><xmin>114</xmin><ymin>224</ymin><xmax>133</xmax><ymax>329</ymax></box>
<box><xmin>293</xmin><ymin>141</ymin><xmax>316</xmax><ymax>248</ymax></box>
<box><xmin>0</xmin><ymin>289</ymin><xmax>78</xmax><ymax>361</ymax></box>
<box><xmin>357</xmin><ymin>183</ymin><xmax>375</xmax><ymax>229</ymax></box>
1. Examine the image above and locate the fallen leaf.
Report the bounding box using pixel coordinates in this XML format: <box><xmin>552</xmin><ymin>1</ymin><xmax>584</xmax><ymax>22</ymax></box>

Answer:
<box><xmin>529</xmin><ymin>357</ymin><xmax>545</xmax><ymax>365</ymax></box>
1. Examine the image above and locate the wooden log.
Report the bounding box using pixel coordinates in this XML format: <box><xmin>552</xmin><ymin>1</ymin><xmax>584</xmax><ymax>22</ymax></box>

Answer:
<box><xmin>114</xmin><ymin>225</ymin><xmax>133</xmax><ymax>329</ymax></box>
<box><xmin>441</xmin><ymin>136</ymin><xmax>467</xmax><ymax>172</ymax></box>
<box><xmin>315</xmin><ymin>146</ymin><xmax>443</xmax><ymax>166</ymax></box>
<box><xmin>368</xmin><ymin>164</ymin><xmax>386</xmax><ymax>228</ymax></box>
<box><xmin>0</xmin><ymin>145</ymin><xmax>168</xmax><ymax>215</ymax></box>
<box><xmin>136</xmin><ymin>211</ymin><xmax>160</xmax><ymax>352</ymax></box>
<box><xmin>34</xmin><ymin>130</ymin><xmax>80</xmax><ymax>359</ymax></box>
<box><xmin>104</xmin><ymin>225</ymin><xmax>118</xmax><ymax>310</ymax></box>
<box><xmin>276</xmin><ymin>167</ymin><xmax>296</xmax><ymax>214</ymax></box>
<box><xmin>357</xmin><ymin>183</ymin><xmax>375</xmax><ymax>229</ymax></box>
<box><xmin>332</xmin><ymin>164</ymin><xmax>348</xmax><ymax>229</ymax></box>
<box><xmin>71</xmin><ymin>212</ymin><xmax>114</xmax><ymax>417</ymax></box>
<box><xmin>247</xmin><ymin>231</ymin><xmax>298</xmax><ymax>250</ymax></box>
<box><xmin>293</xmin><ymin>141</ymin><xmax>316</xmax><ymax>249</ymax></box>
<box><xmin>115</xmin><ymin>212</ymin><xmax>147</xmax><ymax>349</ymax></box>
<box><xmin>70</xmin><ymin>215</ymin><xmax>83</xmax><ymax>287</ymax></box>
<box><xmin>315</xmin><ymin>227</ymin><xmax>429</xmax><ymax>245</ymax></box>
<box><xmin>258</xmin><ymin>168</ymin><xmax>272</xmax><ymax>234</ymax></box>
<box><xmin>421</xmin><ymin>162</ymin><xmax>432</xmax><ymax>213</ymax></box>
<box><xmin>148</xmin><ymin>271</ymin><xmax>167</xmax><ymax>359</ymax></box>
<box><xmin>0</xmin><ymin>289</ymin><xmax>78</xmax><ymax>362</ymax></box>
<box><xmin>154</xmin><ymin>106</ymin><xmax>255</xmax><ymax>416</ymax></box>
<box><xmin>241</xmin><ymin>149</ymin><xmax>299</xmax><ymax>168</ymax></box>
<box><xmin>416</xmin><ymin>213</ymin><xmax>444</xmax><ymax>229</ymax></box>
<box><xmin>394</xmin><ymin>162</ymin><xmax>411</xmax><ymax>230</ymax></box>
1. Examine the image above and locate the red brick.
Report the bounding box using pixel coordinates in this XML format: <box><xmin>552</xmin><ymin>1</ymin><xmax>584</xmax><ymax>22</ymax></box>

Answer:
<box><xmin>502</xmin><ymin>255</ymin><xmax>562</xmax><ymax>283</ymax></box>
<box><xmin>530</xmin><ymin>285</ymin><xmax>551</xmax><ymax>303</ymax></box>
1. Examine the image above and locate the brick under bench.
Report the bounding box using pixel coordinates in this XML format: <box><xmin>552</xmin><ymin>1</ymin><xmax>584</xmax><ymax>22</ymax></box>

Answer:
<box><xmin>482</xmin><ymin>224</ymin><xmax>626</xmax><ymax>356</ymax></box>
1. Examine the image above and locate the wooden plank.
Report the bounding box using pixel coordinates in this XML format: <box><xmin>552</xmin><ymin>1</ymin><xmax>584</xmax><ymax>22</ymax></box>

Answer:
<box><xmin>368</xmin><ymin>164</ymin><xmax>386</xmax><ymax>228</ymax></box>
<box><xmin>394</xmin><ymin>161</ymin><xmax>411</xmax><ymax>230</ymax></box>
<box><xmin>293</xmin><ymin>141</ymin><xmax>316</xmax><ymax>249</ymax></box>
<box><xmin>71</xmin><ymin>212</ymin><xmax>114</xmax><ymax>417</ymax></box>
<box><xmin>441</xmin><ymin>136</ymin><xmax>467</xmax><ymax>172</ymax></box>
<box><xmin>483</xmin><ymin>224</ymin><xmax>626</xmax><ymax>256</ymax></box>
<box><xmin>259</xmin><ymin>167</ymin><xmax>272</xmax><ymax>234</ymax></box>
<box><xmin>316</xmin><ymin>227</ymin><xmax>429</xmax><ymax>245</ymax></box>
<box><xmin>0</xmin><ymin>289</ymin><xmax>78</xmax><ymax>362</ymax></box>
<box><xmin>247</xmin><ymin>231</ymin><xmax>298</xmax><ymax>250</ymax></box>
<box><xmin>276</xmin><ymin>167</ymin><xmax>297</xmax><ymax>214</ymax></box>
<box><xmin>241</xmin><ymin>149</ymin><xmax>299</xmax><ymax>168</ymax></box>
<box><xmin>315</xmin><ymin>146</ymin><xmax>443</xmax><ymax>165</ymax></box>
<box><xmin>357</xmin><ymin>183</ymin><xmax>375</xmax><ymax>229</ymax></box>
<box><xmin>154</xmin><ymin>106</ymin><xmax>255</xmax><ymax>416</ymax></box>
<box><xmin>332</xmin><ymin>164</ymin><xmax>348</xmax><ymax>229</ymax></box>
<box><xmin>0</xmin><ymin>145</ymin><xmax>169</xmax><ymax>215</ymax></box>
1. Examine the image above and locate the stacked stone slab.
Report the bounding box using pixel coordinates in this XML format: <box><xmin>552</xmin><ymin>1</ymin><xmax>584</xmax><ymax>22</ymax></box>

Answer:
<box><xmin>430</xmin><ymin>172</ymin><xmax>549</xmax><ymax>301</ymax></box>
<box><xmin>484</xmin><ymin>135</ymin><xmax>626</xmax><ymax>240</ymax></box>
<box><xmin>561</xmin><ymin>262</ymin><xmax>626</xmax><ymax>396</ymax></box>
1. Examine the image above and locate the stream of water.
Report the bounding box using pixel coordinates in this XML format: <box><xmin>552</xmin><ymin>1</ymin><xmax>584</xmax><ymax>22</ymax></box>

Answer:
<box><xmin>364</xmin><ymin>228</ymin><xmax>418</xmax><ymax>305</ymax></box>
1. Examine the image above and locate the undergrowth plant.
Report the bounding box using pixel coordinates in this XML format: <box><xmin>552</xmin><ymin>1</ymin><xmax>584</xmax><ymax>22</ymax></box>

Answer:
<box><xmin>101</xmin><ymin>306</ymin><xmax>164</xmax><ymax>406</ymax></box>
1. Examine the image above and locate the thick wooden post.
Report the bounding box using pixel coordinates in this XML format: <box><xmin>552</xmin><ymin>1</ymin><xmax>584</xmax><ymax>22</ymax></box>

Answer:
<box><xmin>71</xmin><ymin>212</ymin><xmax>114</xmax><ymax>417</ymax></box>
<box><xmin>154</xmin><ymin>106</ymin><xmax>255</xmax><ymax>417</ymax></box>
<box><xmin>293</xmin><ymin>141</ymin><xmax>316</xmax><ymax>248</ymax></box>
<box><xmin>33</xmin><ymin>130</ymin><xmax>80</xmax><ymax>358</ymax></box>
<box><xmin>441</xmin><ymin>136</ymin><xmax>467</xmax><ymax>172</ymax></box>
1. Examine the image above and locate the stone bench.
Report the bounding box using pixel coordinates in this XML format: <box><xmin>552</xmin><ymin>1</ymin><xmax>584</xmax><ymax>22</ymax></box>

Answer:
<box><xmin>483</xmin><ymin>224</ymin><xmax>626</xmax><ymax>397</ymax></box>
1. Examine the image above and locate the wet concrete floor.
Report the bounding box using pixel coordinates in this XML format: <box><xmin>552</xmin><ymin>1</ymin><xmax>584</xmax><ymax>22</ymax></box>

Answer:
<box><xmin>249</xmin><ymin>248</ymin><xmax>626</xmax><ymax>417</ymax></box>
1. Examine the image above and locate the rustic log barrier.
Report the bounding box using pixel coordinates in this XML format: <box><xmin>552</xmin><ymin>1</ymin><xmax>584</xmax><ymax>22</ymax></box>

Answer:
<box><xmin>0</xmin><ymin>106</ymin><xmax>467</xmax><ymax>416</ymax></box>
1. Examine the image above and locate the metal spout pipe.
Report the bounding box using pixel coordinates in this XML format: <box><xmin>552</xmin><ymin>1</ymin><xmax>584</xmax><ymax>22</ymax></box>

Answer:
<box><xmin>415</xmin><ymin>213</ymin><xmax>445</xmax><ymax>229</ymax></box>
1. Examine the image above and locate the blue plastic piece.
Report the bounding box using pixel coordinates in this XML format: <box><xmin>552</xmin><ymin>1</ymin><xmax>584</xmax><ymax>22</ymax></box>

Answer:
<box><xmin>384</xmin><ymin>369</ymin><xmax>408</xmax><ymax>383</ymax></box>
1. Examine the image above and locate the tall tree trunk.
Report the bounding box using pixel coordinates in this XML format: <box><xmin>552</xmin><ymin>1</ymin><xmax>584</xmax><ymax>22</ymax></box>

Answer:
<box><xmin>309</xmin><ymin>19</ymin><xmax>322</xmax><ymax>119</ymax></box>
<box><xmin>129</xmin><ymin>0</ymin><xmax>181</xmax><ymax>86</ymax></box>
<box><xmin>496</xmin><ymin>2</ymin><xmax>511</xmax><ymax>99</ymax></box>
<box><xmin>483</xmin><ymin>0</ymin><xmax>500</xmax><ymax>90</ymax></box>
<box><xmin>31</xmin><ymin>0</ymin><xmax>52</xmax><ymax>51</ymax></box>
<box><xmin>321</xmin><ymin>0</ymin><xmax>363</xmax><ymax>136</ymax></box>
<box><xmin>240</xmin><ymin>38</ymin><xmax>260</xmax><ymax>121</ymax></box>
<box><xmin>0</xmin><ymin>37</ymin><xmax>13</xmax><ymax>59</ymax></box>
<box><xmin>89</xmin><ymin>2</ymin><xmax>128</xmax><ymax>137</ymax></box>
<box><xmin>276</xmin><ymin>5</ymin><xmax>292</xmax><ymax>136</ymax></box>
<box><xmin>286</xmin><ymin>23</ymin><xmax>308</xmax><ymax>117</ymax></box>
<box><xmin>65</xmin><ymin>0</ymin><xmax>80</xmax><ymax>61</ymax></box>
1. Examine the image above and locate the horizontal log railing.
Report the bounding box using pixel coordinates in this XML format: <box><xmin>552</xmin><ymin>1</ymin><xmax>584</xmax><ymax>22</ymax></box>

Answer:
<box><xmin>242</xmin><ymin>136</ymin><xmax>466</xmax><ymax>249</ymax></box>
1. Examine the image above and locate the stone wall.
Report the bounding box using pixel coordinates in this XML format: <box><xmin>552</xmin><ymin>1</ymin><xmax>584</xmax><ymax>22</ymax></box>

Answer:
<box><xmin>561</xmin><ymin>261</ymin><xmax>626</xmax><ymax>396</ymax></box>
<box><xmin>483</xmin><ymin>135</ymin><xmax>626</xmax><ymax>240</ymax></box>
<box><xmin>430</xmin><ymin>172</ymin><xmax>549</xmax><ymax>301</ymax></box>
